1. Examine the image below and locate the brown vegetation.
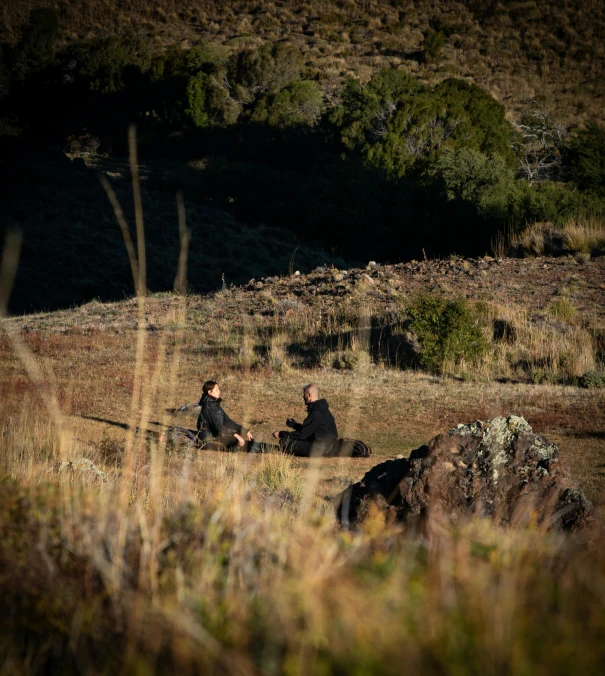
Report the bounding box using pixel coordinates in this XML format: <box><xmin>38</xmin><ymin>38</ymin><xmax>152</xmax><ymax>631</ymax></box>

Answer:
<box><xmin>3</xmin><ymin>0</ymin><xmax>605</xmax><ymax>126</ymax></box>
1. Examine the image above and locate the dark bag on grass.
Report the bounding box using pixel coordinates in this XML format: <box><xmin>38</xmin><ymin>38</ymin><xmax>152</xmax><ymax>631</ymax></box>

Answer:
<box><xmin>162</xmin><ymin>426</ymin><xmax>201</xmax><ymax>448</ymax></box>
<box><xmin>326</xmin><ymin>438</ymin><xmax>372</xmax><ymax>458</ymax></box>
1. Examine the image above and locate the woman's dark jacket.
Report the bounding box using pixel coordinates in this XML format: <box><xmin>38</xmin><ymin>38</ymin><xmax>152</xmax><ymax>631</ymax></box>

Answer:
<box><xmin>278</xmin><ymin>399</ymin><xmax>338</xmax><ymax>444</ymax></box>
<box><xmin>197</xmin><ymin>393</ymin><xmax>242</xmax><ymax>441</ymax></box>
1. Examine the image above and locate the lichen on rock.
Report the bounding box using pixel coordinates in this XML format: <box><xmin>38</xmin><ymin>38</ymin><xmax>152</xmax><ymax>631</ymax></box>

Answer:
<box><xmin>336</xmin><ymin>416</ymin><xmax>595</xmax><ymax>536</ymax></box>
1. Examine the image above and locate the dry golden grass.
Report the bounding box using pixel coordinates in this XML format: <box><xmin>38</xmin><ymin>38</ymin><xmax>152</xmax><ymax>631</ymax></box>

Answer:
<box><xmin>481</xmin><ymin>301</ymin><xmax>596</xmax><ymax>382</ymax></box>
<box><xmin>562</xmin><ymin>216</ymin><xmax>605</xmax><ymax>254</ymax></box>
<box><xmin>509</xmin><ymin>217</ymin><xmax>605</xmax><ymax>258</ymax></box>
<box><xmin>1</xmin><ymin>360</ymin><xmax>605</xmax><ymax>672</ymax></box>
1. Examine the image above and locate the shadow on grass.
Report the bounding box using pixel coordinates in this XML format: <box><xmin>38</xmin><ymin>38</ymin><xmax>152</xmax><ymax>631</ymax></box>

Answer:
<box><xmin>285</xmin><ymin>320</ymin><xmax>418</xmax><ymax>369</ymax></box>
<box><xmin>80</xmin><ymin>415</ymin><xmax>191</xmax><ymax>437</ymax></box>
<box><xmin>564</xmin><ymin>430</ymin><xmax>605</xmax><ymax>439</ymax></box>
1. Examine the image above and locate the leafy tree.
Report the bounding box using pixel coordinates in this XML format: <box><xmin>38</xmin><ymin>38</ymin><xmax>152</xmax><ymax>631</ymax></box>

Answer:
<box><xmin>5</xmin><ymin>8</ymin><xmax>59</xmax><ymax>80</ymax></box>
<box><xmin>21</xmin><ymin>8</ymin><xmax>59</xmax><ymax>62</ymax></box>
<box><xmin>76</xmin><ymin>34</ymin><xmax>153</xmax><ymax>92</ymax></box>
<box><xmin>423</xmin><ymin>30</ymin><xmax>446</xmax><ymax>63</ymax></box>
<box><xmin>186</xmin><ymin>71</ymin><xmax>241</xmax><ymax>127</ymax></box>
<box><xmin>184</xmin><ymin>43</ymin><xmax>224</xmax><ymax>73</ymax></box>
<box><xmin>331</xmin><ymin>70</ymin><xmax>515</xmax><ymax>178</ymax></box>
<box><xmin>229</xmin><ymin>43</ymin><xmax>304</xmax><ymax>96</ymax></box>
<box><xmin>251</xmin><ymin>80</ymin><xmax>323</xmax><ymax>128</ymax></box>
<box><xmin>0</xmin><ymin>46</ymin><xmax>9</xmax><ymax>92</ymax></box>
<box><xmin>433</xmin><ymin>79</ymin><xmax>515</xmax><ymax>163</ymax></box>
<box><xmin>330</xmin><ymin>70</ymin><xmax>422</xmax><ymax>150</ymax></box>
<box><xmin>566</xmin><ymin>122</ymin><xmax>605</xmax><ymax>196</ymax></box>
<box><xmin>152</xmin><ymin>42</ymin><xmax>225</xmax><ymax>81</ymax></box>
<box><xmin>430</xmin><ymin>148</ymin><xmax>513</xmax><ymax>202</ymax></box>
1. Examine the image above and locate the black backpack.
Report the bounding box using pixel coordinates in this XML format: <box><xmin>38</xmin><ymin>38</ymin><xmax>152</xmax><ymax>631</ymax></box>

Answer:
<box><xmin>326</xmin><ymin>438</ymin><xmax>372</xmax><ymax>458</ymax></box>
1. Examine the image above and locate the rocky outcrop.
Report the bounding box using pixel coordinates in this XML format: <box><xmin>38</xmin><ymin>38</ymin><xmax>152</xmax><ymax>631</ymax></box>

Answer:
<box><xmin>336</xmin><ymin>416</ymin><xmax>595</xmax><ymax>534</ymax></box>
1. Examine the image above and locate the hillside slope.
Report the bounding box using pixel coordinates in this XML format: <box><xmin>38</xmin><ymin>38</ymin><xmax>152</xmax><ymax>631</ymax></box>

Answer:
<box><xmin>1</xmin><ymin>141</ymin><xmax>346</xmax><ymax>314</ymax></box>
<box><xmin>3</xmin><ymin>0</ymin><xmax>605</xmax><ymax>126</ymax></box>
<box><xmin>8</xmin><ymin>255</ymin><xmax>604</xmax><ymax>387</ymax></box>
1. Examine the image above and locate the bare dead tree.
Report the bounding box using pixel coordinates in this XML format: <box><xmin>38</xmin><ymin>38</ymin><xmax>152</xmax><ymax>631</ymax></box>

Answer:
<box><xmin>369</xmin><ymin>100</ymin><xmax>396</xmax><ymax>141</ymax></box>
<box><xmin>405</xmin><ymin>116</ymin><xmax>461</xmax><ymax>157</ymax></box>
<box><xmin>512</xmin><ymin>100</ymin><xmax>566</xmax><ymax>184</ymax></box>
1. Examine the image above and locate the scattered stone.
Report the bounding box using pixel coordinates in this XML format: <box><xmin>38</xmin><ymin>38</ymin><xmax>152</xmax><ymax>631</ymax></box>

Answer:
<box><xmin>56</xmin><ymin>458</ymin><xmax>105</xmax><ymax>479</ymax></box>
<box><xmin>336</xmin><ymin>416</ymin><xmax>595</xmax><ymax>536</ymax></box>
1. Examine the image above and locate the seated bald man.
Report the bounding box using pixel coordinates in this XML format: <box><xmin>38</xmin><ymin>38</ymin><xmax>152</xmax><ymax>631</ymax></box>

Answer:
<box><xmin>272</xmin><ymin>383</ymin><xmax>338</xmax><ymax>457</ymax></box>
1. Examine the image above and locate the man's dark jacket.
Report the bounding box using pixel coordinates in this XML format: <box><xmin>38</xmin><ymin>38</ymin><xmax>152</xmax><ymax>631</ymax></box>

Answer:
<box><xmin>279</xmin><ymin>399</ymin><xmax>338</xmax><ymax>447</ymax></box>
<box><xmin>197</xmin><ymin>393</ymin><xmax>242</xmax><ymax>441</ymax></box>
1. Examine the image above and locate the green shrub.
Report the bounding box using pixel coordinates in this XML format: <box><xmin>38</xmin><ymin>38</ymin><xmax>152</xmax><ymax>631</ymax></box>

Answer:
<box><xmin>503</xmin><ymin>181</ymin><xmax>605</xmax><ymax>237</ymax></box>
<box><xmin>186</xmin><ymin>72</ymin><xmax>212</xmax><ymax>127</ymax></box>
<box><xmin>531</xmin><ymin>368</ymin><xmax>558</xmax><ymax>385</ymax></box>
<box><xmin>150</xmin><ymin>43</ymin><xmax>224</xmax><ymax>81</ymax></box>
<box><xmin>186</xmin><ymin>71</ymin><xmax>241</xmax><ymax>127</ymax></box>
<box><xmin>251</xmin><ymin>80</ymin><xmax>323</xmax><ymax>127</ymax></box>
<box><xmin>20</xmin><ymin>8</ymin><xmax>59</xmax><ymax>63</ymax></box>
<box><xmin>330</xmin><ymin>70</ymin><xmax>515</xmax><ymax>178</ymax></box>
<box><xmin>229</xmin><ymin>43</ymin><xmax>304</xmax><ymax>96</ymax></box>
<box><xmin>77</xmin><ymin>34</ymin><xmax>153</xmax><ymax>92</ymax></box>
<box><xmin>578</xmin><ymin>370</ymin><xmax>605</xmax><ymax>388</ymax></box>
<box><xmin>334</xmin><ymin>349</ymin><xmax>372</xmax><ymax>371</ymax></box>
<box><xmin>423</xmin><ymin>30</ymin><xmax>446</xmax><ymax>62</ymax></box>
<box><xmin>407</xmin><ymin>295</ymin><xmax>488</xmax><ymax>373</ymax></box>
<box><xmin>429</xmin><ymin>148</ymin><xmax>515</xmax><ymax>209</ymax></box>
<box><xmin>566</xmin><ymin>122</ymin><xmax>605</xmax><ymax>197</ymax></box>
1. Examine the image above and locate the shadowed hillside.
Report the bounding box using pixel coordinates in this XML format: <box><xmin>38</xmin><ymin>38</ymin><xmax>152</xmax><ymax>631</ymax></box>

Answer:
<box><xmin>2</xmin><ymin>0</ymin><xmax>605</xmax><ymax>311</ymax></box>
<box><xmin>1</xmin><ymin>138</ymin><xmax>347</xmax><ymax>314</ymax></box>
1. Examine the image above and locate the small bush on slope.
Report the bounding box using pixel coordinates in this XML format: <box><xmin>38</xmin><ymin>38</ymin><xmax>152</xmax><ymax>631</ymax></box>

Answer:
<box><xmin>407</xmin><ymin>294</ymin><xmax>488</xmax><ymax>373</ymax></box>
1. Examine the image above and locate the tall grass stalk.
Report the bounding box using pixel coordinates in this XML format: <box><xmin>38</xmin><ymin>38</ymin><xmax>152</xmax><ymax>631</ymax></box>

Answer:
<box><xmin>562</xmin><ymin>215</ymin><xmax>605</xmax><ymax>253</ymax></box>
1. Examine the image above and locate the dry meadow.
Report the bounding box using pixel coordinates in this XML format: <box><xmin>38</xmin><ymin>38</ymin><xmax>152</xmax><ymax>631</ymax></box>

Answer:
<box><xmin>1</xmin><ymin>251</ymin><xmax>605</xmax><ymax>672</ymax></box>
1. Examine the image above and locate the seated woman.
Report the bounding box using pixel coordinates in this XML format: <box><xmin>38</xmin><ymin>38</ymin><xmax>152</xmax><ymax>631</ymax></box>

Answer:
<box><xmin>196</xmin><ymin>380</ymin><xmax>258</xmax><ymax>452</ymax></box>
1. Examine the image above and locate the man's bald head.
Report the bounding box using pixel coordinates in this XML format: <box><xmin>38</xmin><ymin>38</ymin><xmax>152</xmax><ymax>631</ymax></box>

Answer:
<box><xmin>303</xmin><ymin>383</ymin><xmax>319</xmax><ymax>402</ymax></box>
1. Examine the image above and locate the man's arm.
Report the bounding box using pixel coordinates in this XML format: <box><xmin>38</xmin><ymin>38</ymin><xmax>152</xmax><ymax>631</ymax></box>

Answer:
<box><xmin>286</xmin><ymin>417</ymin><xmax>302</xmax><ymax>431</ymax></box>
<box><xmin>279</xmin><ymin>410</ymin><xmax>319</xmax><ymax>441</ymax></box>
